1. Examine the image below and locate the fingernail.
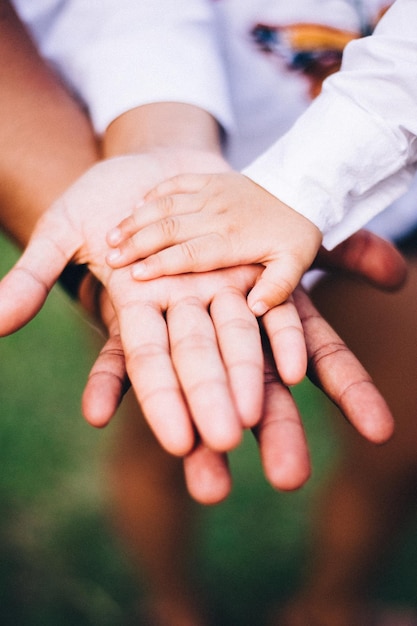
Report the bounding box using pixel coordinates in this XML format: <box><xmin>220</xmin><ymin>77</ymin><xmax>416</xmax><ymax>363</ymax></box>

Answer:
<box><xmin>131</xmin><ymin>264</ymin><xmax>147</xmax><ymax>278</ymax></box>
<box><xmin>107</xmin><ymin>227</ymin><xmax>122</xmax><ymax>245</ymax></box>
<box><xmin>106</xmin><ymin>249</ymin><xmax>121</xmax><ymax>263</ymax></box>
<box><xmin>250</xmin><ymin>300</ymin><xmax>268</xmax><ymax>317</ymax></box>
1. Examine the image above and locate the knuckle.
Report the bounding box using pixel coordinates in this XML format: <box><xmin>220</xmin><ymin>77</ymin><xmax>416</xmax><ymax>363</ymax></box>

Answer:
<box><xmin>179</xmin><ymin>240</ymin><xmax>201</xmax><ymax>264</ymax></box>
<box><xmin>308</xmin><ymin>339</ymin><xmax>347</xmax><ymax>370</ymax></box>
<box><xmin>261</xmin><ymin>274</ymin><xmax>294</xmax><ymax>304</ymax></box>
<box><xmin>158</xmin><ymin>194</ymin><xmax>175</xmax><ymax>216</ymax></box>
<box><xmin>171</xmin><ymin>331</ymin><xmax>217</xmax><ymax>354</ymax></box>
<box><xmin>276</xmin><ymin>277</ymin><xmax>294</xmax><ymax>302</ymax></box>
<box><xmin>15</xmin><ymin>265</ymin><xmax>50</xmax><ymax>296</ymax></box>
<box><xmin>159</xmin><ymin>215</ymin><xmax>179</xmax><ymax>241</ymax></box>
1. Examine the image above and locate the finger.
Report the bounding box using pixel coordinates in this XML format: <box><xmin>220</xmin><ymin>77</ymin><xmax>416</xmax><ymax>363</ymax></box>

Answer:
<box><xmin>293</xmin><ymin>287</ymin><xmax>394</xmax><ymax>443</ymax></box>
<box><xmin>254</xmin><ymin>341</ymin><xmax>311</xmax><ymax>491</ymax></box>
<box><xmin>77</xmin><ymin>279</ymin><xmax>130</xmax><ymax>427</ymax></box>
<box><xmin>130</xmin><ymin>231</ymin><xmax>236</xmax><ymax>281</ymax></box>
<box><xmin>210</xmin><ymin>287</ymin><xmax>264</xmax><ymax>428</ymax></box>
<box><xmin>316</xmin><ymin>229</ymin><xmax>407</xmax><ymax>290</ymax></box>
<box><xmin>183</xmin><ymin>442</ymin><xmax>232</xmax><ymax>505</ymax></box>
<box><xmin>144</xmin><ymin>173</ymin><xmax>213</xmax><ymax>202</ymax></box>
<box><xmin>262</xmin><ymin>297</ymin><xmax>307</xmax><ymax>386</ymax></box>
<box><xmin>82</xmin><ymin>332</ymin><xmax>130</xmax><ymax>428</ymax></box>
<box><xmin>247</xmin><ymin>258</ymin><xmax>305</xmax><ymax>316</ymax></box>
<box><xmin>106</xmin><ymin>192</ymin><xmax>201</xmax><ymax>253</ymax></box>
<box><xmin>0</xmin><ymin>212</ymin><xmax>79</xmax><ymax>335</ymax></box>
<box><xmin>166</xmin><ymin>297</ymin><xmax>242</xmax><ymax>452</ymax></box>
<box><xmin>117</xmin><ymin>299</ymin><xmax>196</xmax><ymax>457</ymax></box>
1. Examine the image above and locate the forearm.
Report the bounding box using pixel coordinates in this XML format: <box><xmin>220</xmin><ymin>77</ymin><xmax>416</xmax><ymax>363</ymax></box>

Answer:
<box><xmin>0</xmin><ymin>1</ymin><xmax>98</xmax><ymax>248</ymax></box>
<box><xmin>244</xmin><ymin>0</ymin><xmax>417</xmax><ymax>250</ymax></box>
<box><xmin>22</xmin><ymin>0</ymin><xmax>233</xmax><ymax>137</ymax></box>
<box><xmin>10</xmin><ymin>0</ymin><xmax>228</xmax><ymax>173</ymax></box>
<box><xmin>103</xmin><ymin>102</ymin><xmax>221</xmax><ymax>157</ymax></box>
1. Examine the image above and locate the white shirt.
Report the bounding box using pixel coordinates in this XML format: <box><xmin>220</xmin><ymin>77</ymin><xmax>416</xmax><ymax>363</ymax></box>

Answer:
<box><xmin>243</xmin><ymin>0</ymin><xmax>417</xmax><ymax>247</ymax></box>
<box><xmin>12</xmin><ymin>0</ymin><xmax>417</xmax><ymax>247</ymax></box>
<box><xmin>12</xmin><ymin>0</ymin><xmax>234</xmax><ymax>134</ymax></box>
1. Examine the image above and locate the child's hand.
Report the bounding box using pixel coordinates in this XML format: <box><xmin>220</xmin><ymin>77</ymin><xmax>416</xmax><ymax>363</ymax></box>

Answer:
<box><xmin>106</xmin><ymin>172</ymin><xmax>322</xmax><ymax>315</ymax></box>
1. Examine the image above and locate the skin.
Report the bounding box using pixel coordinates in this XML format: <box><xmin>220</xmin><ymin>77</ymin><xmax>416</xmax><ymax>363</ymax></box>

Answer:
<box><xmin>106</xmin><ymin>171</ymin><xmax>323</xmax><ymax>316</ymax></box>
<box><xmin>0</xmin><ymin>0</ymin><xmax>406</xmax><ymax>501</ymax></box>
<box><xmin>279</xmin><ymin>257</ymin><xmax>417</xmax><ymax>626</ymax></box>
<box><xmin>0</xmin><ymin>0</ymin><xmax>98</xmax><ymax>240</ymax></box>
<box><xmin>0</xmin><ymin>6</ymin><xmax>409</xmax><ymax>625</ymax></box>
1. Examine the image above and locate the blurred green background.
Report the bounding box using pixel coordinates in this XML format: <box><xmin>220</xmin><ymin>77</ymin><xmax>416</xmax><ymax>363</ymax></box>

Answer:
<box><xmin>1</xmin><ymin>232</ymin><xmax>417</xmax><ymax>626</ymax></box>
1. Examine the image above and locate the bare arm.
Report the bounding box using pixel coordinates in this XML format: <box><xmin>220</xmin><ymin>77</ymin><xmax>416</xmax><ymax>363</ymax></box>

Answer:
<box><xmin>0</xmin><ymin>6</ymin><xmax>403</xmax><ymax>500</ymax></box>
<box><xmin>0</xmin><ymin>0</ymin><xmax>98</xmax><ymax>246</ymax></box>
<box><xmin>103</xmin><ymin>102</ymin><xmax>221</xmax><ymax>157</ymax></box>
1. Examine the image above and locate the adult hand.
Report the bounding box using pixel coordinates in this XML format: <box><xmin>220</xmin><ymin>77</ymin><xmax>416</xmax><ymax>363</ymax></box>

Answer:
<box><xmin>315</xmin><ymin>228</ymin><xmax>407</xmax><ymax>290</ymax></box>
<box><xmin>0</xmin><ymin>153</ymin><xmax>303</xmax><ymax>456</ymax></box>
<box><xmin>183</xmin><ymin>282</ymin><xmax>395</xmax><ymax>505</ymax></box>
<box><xmin>182</xmin><ymin>230</ymin><xmax>403</xmax><ymax>504</ymax></box>
<box><xmin>75</xmin><ymin>265</ymin><xmax>309</xmax><ymax>503</ymax></box>
<box><xmin>99</xmin><ymin>224</ymin><xmax>401</xmax><ymax>504</ymax></box>
<box><xmin>85</xmin><ymin>218</ymin><xmax>405</xmax><ymax>442</ymax></box>
<box><xmin>0</xmin><ymin>152</ymin><xmax>399</xmax><ymax>499</ymax></box>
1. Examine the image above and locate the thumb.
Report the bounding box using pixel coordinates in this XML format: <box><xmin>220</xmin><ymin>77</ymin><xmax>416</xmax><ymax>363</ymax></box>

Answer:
<box><xmin>247</xmin><ymin>260</ymin><xmax>302</xmax><ymax>316</ymax></box>
<box><xmin>316</xmin><ymin>229</ymin><xmax>407</xmax><ymax>290</ymax></box>
<box><xmin>0</xmin><ymin>211</ymin><xmax>79</xmax><ymax>335</ymax></box>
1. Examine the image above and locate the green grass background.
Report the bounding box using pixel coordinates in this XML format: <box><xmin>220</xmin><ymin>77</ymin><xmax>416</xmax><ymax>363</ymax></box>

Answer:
<box><xmin>1</xmin><ymin>233</ymin><xmax>417</xmax><ymax>625</ymax></box>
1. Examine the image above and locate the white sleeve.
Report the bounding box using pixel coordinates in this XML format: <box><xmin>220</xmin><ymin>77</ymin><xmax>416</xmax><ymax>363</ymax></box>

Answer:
<box><xmin>243</xmin><ymin>0</ymin><xmax>417</xmax><ymax>249</ymax></box>
<box><xmin>34</xmin><ymin>0</ymin><xmax>233</xmax><ymax>135</ymax></box>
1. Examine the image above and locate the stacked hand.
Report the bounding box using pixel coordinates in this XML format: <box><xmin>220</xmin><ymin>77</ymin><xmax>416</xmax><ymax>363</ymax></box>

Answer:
<box><xmin>0</xmin><ymin>151</ymin><xmax>405</xmax><ymax>503</ymax></box>
<box><xmin>106</xmin><ymin>171</ymin><xmax>323</xmax><ymax>316</ymax></box>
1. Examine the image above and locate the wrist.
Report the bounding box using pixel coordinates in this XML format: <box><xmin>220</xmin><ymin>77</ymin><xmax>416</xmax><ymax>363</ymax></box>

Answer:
<box><xmin>103</xmin><ymin>103</ymin><xmax>222</xmax><ymax>157</ymax></box>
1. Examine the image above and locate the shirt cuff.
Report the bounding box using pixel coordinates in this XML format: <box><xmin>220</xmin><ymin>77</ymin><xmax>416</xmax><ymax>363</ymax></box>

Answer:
<box><xmin>243</xmin><ymin>87</ymin><xmax>413</xmax><ymax>249</ymax></box>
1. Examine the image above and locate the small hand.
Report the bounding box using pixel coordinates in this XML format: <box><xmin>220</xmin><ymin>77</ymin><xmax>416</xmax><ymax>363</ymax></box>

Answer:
<box><xmin>106</xmin><ymin>172</ymin><xmax>323</xmax><ymax>316</ymax></box>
